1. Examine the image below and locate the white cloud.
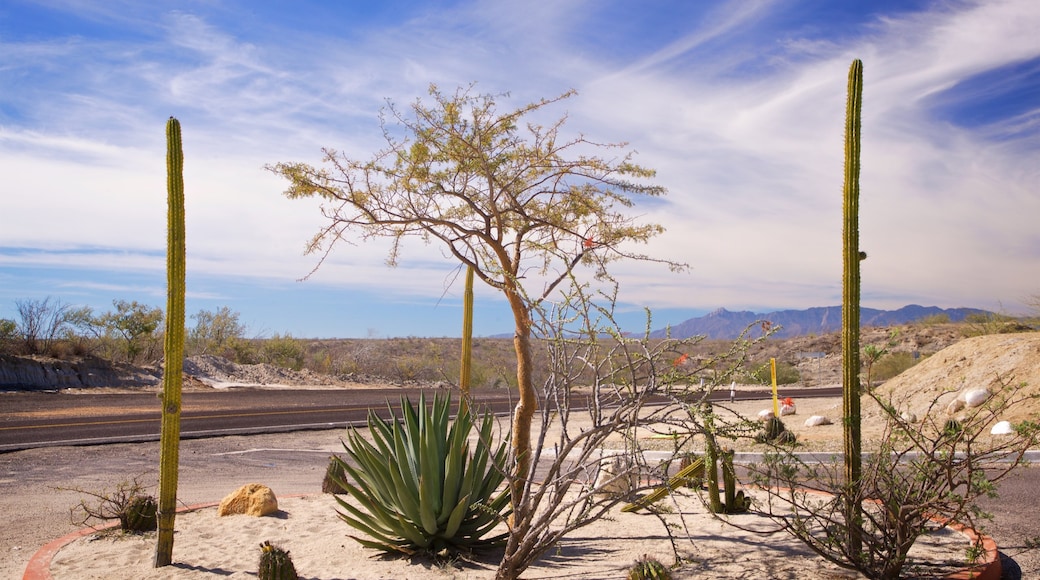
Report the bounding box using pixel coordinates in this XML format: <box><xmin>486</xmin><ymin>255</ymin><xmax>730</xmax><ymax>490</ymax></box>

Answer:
<box><xmin>1</xmin><ymin>0</ymin><xmax>1038</xmax><ymax>334</ymax></box>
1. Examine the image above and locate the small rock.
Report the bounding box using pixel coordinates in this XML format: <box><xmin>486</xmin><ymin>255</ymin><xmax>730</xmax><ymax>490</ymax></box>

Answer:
<box><xmin>946</xmin><ymin>398</ymin><xmax>965</xmax><ymax>414</ymax></box>
<box><xmin>218</xmin><ymin>483</ymin><xmax>278</xmax><ymax>517</ymax></box>
<box><xmin>594</xmin><ymin>453</ymin><xmax>636</xmax><ymax>497</ymax></box>
<box><xmin>780</xmin><ymin>403</ymin><xmax>796</xmax><ymax>416</ymax></box>
<box><xmin>757</xmin><ymin>409</ymin><xmax>775</xmax><ymax>421</ymax></box>
<box><xmin>962</xmin><ymin>388</ymin><xmax>990</xmax><ymax>408</ymax></box>
<box><xmin>899</xmin><ymin>411</ymin><xmax>918</xmax><ymax>424</ymax></box>
<box><xmin>991</xmin><ymin>420</ymin><xmax>1014</xmax><ymax>435</ymax></box>
<box><xmin>804</xmin><ymin>415</ymin><xmax>832</xmax><ymax>427</ymax></box>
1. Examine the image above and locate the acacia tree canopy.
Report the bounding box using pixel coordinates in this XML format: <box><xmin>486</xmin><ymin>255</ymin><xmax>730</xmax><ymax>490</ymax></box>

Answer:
<box><xmin>267</xmin><ymin>84</ymin><xmax>682</xmax><ymax>516</ymax></box>
<box><xmin>269</xmin><ymin>85</ymin><xmax>677</xmax><ymax>293</ymax></box>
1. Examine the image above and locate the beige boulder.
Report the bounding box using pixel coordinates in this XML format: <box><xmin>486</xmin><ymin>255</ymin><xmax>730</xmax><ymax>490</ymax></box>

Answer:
<box><xmin>218</xmin><ymin>483</ymin><xmax>279</xmax><ymax>517</ymax></box>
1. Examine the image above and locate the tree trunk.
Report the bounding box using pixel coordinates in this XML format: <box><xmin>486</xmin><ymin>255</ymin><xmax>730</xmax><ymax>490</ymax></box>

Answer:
<box><xmin>506</xmin><ymin>288</ymin><xmax>536</xmax><ymax>502</ymax></box>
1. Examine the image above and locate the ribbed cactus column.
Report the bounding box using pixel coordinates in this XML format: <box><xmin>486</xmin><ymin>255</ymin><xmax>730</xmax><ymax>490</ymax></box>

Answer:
<box><xmin>155</xmin><ymin>117</ymin><xmax>186</xmax><ymax>567</ymax></box>
<box><xmin>459</xmin><ymin>265</ymin><xmax>474</xmax><ymax>415</ymax></box>
<box><xmin>841</xmin><ymin>59</ymin><xmax>864</xmax><ymax>559</ymax></box>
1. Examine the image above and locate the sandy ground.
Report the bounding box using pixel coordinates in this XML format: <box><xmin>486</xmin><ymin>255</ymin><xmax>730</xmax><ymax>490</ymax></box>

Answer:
<box><xmin>46</xmin><ymin>491</ymin><xmax>974</xmax><ymax>580</ymax></box>
<box><xmin>2</xmin><ymin>395</ymin><xmax>1020</xmax><ymax>580</ymax></box>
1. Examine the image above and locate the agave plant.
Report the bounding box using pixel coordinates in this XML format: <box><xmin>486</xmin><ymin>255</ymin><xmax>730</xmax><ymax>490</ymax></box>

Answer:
<box><xmin>331</xmin><ymin>393</ymin><xmax>510</xmax><ymax>556</ymax></box>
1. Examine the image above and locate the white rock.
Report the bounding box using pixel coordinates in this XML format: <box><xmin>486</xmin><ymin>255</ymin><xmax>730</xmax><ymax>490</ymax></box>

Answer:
<box><xmin>804</xmin><ymin>415</ymin><xmax>832</xmax><ymax>427</ymax></box>
<box><xmin>900</xmin><ymin>411</ymin><xmax>918</xmax><ymax>424</ymax></box>
<box><xmin>962</xmin><ymin>388</ymin><xmax>990</xmax><ymax>408</ymax></box>
<box><xmin>990</xmin><ymin>420</ymin><xmax>1014</xmax><ymax>435</ymax></box>
<box><xmin>946</xmin><ymin>398</ymin><xmax>965</xmax><ymax>414</ymax></box>
<box><xmin>594</xmin><ymin>453</ymin><xmax>636</xmax><ymax>497</ymax></box>
<box><xmin>757</xmin><ymin>409</ymin><xmax>775</xmax><ymax>421</ymax></box>
<box><xmin>780</xmin><ymin>403</ymin><xmax>796</xmax><ymax>416</ymax></box>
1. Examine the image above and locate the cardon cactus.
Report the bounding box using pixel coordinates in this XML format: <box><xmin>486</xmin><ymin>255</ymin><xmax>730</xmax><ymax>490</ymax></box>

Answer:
<box><xmin>627</xmin><ymin>554</ymin><xmax>672</xmax><ymax>580</ymax></box>
<box><xmin>122</xmin><ymin>495</ymin><xmax>158</xmax><ymax>532</ymax></box>
<box><xmin>258</xmin><ymin>541</ymin><xmax>299</xmax><ymax>580</ymax></box>
<box><xmin>720</xmin><ymin>449</ymin><xmax>750</xmax><ymax>514</ymax></box>
<box><xmin>841</xmin><ymin>58</ymin><xmax>865</xmax><ymax>557</ymax></box>
<box><xmin>155</xmin><ymin>116</ymin><xmax>187</xmax><ymax>568</ymax></box>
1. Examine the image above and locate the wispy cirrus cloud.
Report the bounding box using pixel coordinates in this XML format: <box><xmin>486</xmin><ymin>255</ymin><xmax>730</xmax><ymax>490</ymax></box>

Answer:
<box><xmin>0</xmin><ymin>0</ymin><xmax>1037</xmax><ymax>336</ymax></box>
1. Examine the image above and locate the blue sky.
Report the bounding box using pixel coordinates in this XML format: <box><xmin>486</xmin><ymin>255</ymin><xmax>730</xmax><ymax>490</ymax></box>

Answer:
<box><xmin>1</xmin><ymin>0</ymin><xmax>1038</xmax><ymax>338</ymax></box>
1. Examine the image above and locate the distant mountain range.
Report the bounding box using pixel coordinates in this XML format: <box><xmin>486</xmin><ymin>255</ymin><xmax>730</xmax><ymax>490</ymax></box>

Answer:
<box><xmin>649</xmin><ymin>305</ymin><xmax>991</xmax><ymax>340</ymax></box>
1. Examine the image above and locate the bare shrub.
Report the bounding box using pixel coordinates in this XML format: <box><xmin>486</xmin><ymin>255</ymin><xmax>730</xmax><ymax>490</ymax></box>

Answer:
<box><xmin>745</xmin><ymin>376</ymin><xmax>1039</xmax><ymax>579</ymax></box>
<box><xmin>57</xmin><ymin>475</ymin><xmax>159</xmax><ymax>533</ymax></box>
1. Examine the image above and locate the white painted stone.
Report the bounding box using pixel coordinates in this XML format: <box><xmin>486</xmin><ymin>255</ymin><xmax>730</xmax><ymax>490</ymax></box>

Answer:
<box><xmin>594</xmin><ymin>453</ymin><xmax>636</xmax><ymax>497</ymax></box>
<box><xmin>804</xmin><ymin>415</ymin><xmax>832</xmax><ymax>427</ymax></box>
<box><xmin>946</xmin><ymin>398</ymin><xmax>965</xmax><ymax>414</ymax></box>
<box><xmin>990</xmin><ymin>420</ymin><xmax>1014</xmax><ymax>435</ymax></box>
<box><xmin>962</xmin><ymin>388</ymin><xmax>990</xmax><ymax>408</ymax></box>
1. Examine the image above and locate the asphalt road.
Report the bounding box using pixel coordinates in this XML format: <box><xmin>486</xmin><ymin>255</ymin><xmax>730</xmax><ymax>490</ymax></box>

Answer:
<box><xmin>0</xmin><ymin>385</ymin><xmax>842</xmax><ymax>452</ymax></box>
<box><xmin>0</xmin><ymin>388</ymin><xmax>514</xmax><ymax>452</ymax></box>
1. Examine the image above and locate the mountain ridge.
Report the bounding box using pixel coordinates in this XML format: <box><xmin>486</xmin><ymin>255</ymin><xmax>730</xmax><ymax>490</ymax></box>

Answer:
<box><xmin>649</xmin><ymin>304</ymin><xmax>991</xmax><ymax>340</ymax></box>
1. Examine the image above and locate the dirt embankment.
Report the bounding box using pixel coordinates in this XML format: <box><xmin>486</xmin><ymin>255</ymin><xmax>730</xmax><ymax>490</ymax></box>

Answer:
<box><xmin>0</xmin><ymin>354</ymin><xmax>161</xmax><ymax>391</ymax></box>
<box><xmin>870</xmin><ymin>331</ymin><xmax>1040</xmax><ymax>426</ymax></box>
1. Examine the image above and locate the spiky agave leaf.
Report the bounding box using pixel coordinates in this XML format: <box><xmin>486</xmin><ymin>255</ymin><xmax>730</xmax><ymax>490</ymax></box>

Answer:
<box><xmin>333</xmin><ymin>394</ymin><xmax>509</xmax><ymax>556</ymax></box>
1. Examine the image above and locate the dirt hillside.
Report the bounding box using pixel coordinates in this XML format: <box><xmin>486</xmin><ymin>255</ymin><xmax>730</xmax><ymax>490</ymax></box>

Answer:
<box><xmin>869</xmin><ymin>331</ymin><xmax>1040</xmax><ymax>427</ymax></box>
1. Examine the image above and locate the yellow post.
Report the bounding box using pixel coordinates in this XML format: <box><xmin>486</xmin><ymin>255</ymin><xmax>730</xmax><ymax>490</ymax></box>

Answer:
<box><xmin>770</xmin><ymin>358</ymin><xmax>779</xmax><ymax>417</ymax></box>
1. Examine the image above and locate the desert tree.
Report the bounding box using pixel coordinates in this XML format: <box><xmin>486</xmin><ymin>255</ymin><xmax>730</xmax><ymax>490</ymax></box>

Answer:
<box><xmin>97</xmin><ymin>300</ymin><xmax>164</xmax><ymax>363</ymax></box>
<box><xmin>268</xmin><ymin>84</ymin><xmax>681</xmax><ymax>510</ymax></box>
<box><xmin>14</xmin><ymin>297</ymin><xmax>75</xmax><ymax>355</ymax></box>
<box><xmin>187</xmin><ymin>306</ymin><xmax>246</xmax><ymax>356</ymax></box>
<box><xmin>0</xmin><ymin>318</ymin><xmax>16</xmax><ymax>354</ymax></box>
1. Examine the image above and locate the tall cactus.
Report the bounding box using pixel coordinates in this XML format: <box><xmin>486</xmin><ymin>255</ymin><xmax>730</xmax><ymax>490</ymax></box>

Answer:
<box><xmin>841</xmin><ymin>59</ymin><xmax>864</xmax><ymax>558</ymax></box>
<box><xmin>459</xmin><ymin>265</ymin><xmax>474</xmax><ymax>415</ymax></box>
<box><xmin>155</xmin><ymin>117</ymin><xmax>186</xmax><ymax>567</ymax></box>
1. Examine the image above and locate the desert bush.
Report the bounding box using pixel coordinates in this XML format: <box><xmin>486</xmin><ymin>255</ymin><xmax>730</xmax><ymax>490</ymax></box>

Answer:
<box><xmin>0</xmin><ymin>318</ymin><xmax>16</xmax><ymax>354</ymax></box>
<box><xmin>188</xmin><ymin>306</ymin><xmax>246</xmax><ymax>356</ymax></box>
<box><xmin>14</xmin><ymin>297</ymin><xmax>77</xmax><ymax>356</ymax></box>
<box><xmin>915</xmin><ymin>313</ymin><xmax>950</xmax><ymax>326</ymax></box>
<box><xmin>262</xmin><ymin>333</ymin><xmax>306</xmax><ymax>370</ymax></box>
<box><xmin>742</xmin><ymin>359</ymin><xmax>800</xmax><ymax>385</ymax></box>
<box><xmin>746</xmin><ymin>376</ymin><xmax>1039</xmax><ymax>579</ymax></box>
<box><xmin>492</xmin><ymin>280</ymin><xmax>772</xmax><ymax>579</ymax></box>
<box><xmin>961</xmin><ymin>312</ymin><xmax>1026</xmax><ymax>337</ymax></box>
<box><xmin>223</xmin><ymin>336</ymin><xmax>261</xmax><ymax>364</ymax></box>
<box><xmin>58</xmin><ymin>475</ymin><xmax>158</xmax><ymax>533</ymax></box>
<box><xmin>870</xmin><ymin>350</ymin><xmax>918</xmax><ymax>382</ymax></box>
<box><xmin>95</xmin><ymin>300</ymin><xmax>164</xmax><ymax>363</ymax></box>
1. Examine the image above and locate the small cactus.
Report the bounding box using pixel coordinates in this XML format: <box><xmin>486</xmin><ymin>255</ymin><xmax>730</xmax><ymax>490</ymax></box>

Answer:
<box><xmin>122</xmin><ymin>495</ymin><xmax>158</xmax><ymax>533</ymax></box>
<box><xmin>321</xmin><ymin>456</ymin><xmax>348</xmax><ymax>494</ymax></box>
<box><xmin>627</xmin><ymin>554</ymin><xmax>672</xmax><ymax>580</ymax></box>
<box><xmin>757</xmin><ymin>416</ymin><xmax>795</xmax><ymax>444</ymax></box>
<box><xmin>258</xmin><ymin>541</ymin><xmax>299</xmax><ymax>580</ymax></box>
<box><xmin>720</xmin><ymin>449</ymin><xmax>750</xmax><ymax>514</ymax></box>
<box><xmin>943</xmin><ymin>418</ymin><xmax>964</xmax><ymax>439</ymax></box>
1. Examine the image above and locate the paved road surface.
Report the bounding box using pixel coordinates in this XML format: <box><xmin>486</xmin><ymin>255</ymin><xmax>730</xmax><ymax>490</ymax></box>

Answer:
<box><xmin>0</xmin><ymin>386</ymin><xmax>841</xmax><ymax>452</ymax></box>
